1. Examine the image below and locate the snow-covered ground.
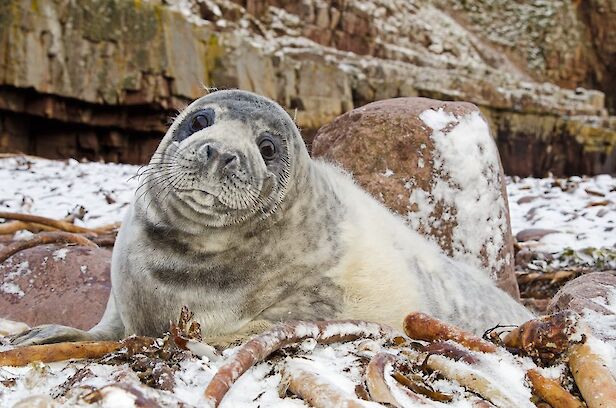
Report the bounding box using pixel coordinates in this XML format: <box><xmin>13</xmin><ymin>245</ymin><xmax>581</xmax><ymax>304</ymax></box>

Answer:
<box><xmin>0</xmin><ymin>157</ymin><xmax>138</xmax><ymax>227</ymax></box>
<box><xmin>507</xmin><ymin>174</ymin><xmax>616</xmax><ymax>270</ymax></box>
<box><xmin>0</xmin><ymin>327</ymin><xmax>554</xmax><ymax>408</ymax></box>
<box><xmin>507</xmin><ymin>174</ymin><xmax>615</xmax><ymax>252</ymax></box>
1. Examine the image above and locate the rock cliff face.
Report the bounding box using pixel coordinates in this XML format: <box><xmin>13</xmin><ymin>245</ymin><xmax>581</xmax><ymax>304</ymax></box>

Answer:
<box><xmin>0</xmin><ymin>0</ymin><xmax>614</xmax><ymax>175</ymax></box>
<box><xmin>443</xmin><ymin>0</ymin><xmax>616</xmax><ymax>112</ymax></box>
<box><xmin>0</xmin><ymin>0</ymin><xmax>222</xmax><ymax>162</ymax></box>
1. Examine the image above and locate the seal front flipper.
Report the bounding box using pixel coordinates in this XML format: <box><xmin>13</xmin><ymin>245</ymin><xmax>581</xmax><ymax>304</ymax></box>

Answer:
<box><xmin>10</xmin><ymin>291</ymin><xmax>125</xmax><ymax>346</ymax></box>
<box><xmin>9</xmin><ymin>324</ymin><xmax>95</xmax><ymax>346</ymax></box>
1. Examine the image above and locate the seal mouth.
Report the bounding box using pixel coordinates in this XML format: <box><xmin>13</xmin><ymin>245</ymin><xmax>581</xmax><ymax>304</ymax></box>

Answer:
<box><xmin>179</xmin><ymin>190</ymin><xmax>219</xmax><ymax>213</ymax></box>
<box><xmin>175</xmin><ymin>186</ymin><xmax>214</xmax><ymax>196</ymax></box>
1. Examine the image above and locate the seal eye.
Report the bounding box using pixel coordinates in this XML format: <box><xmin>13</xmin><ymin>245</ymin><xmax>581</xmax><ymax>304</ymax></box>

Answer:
<box><xmin>258</xmin><ymin>137</ymin><xmax>277</xmax><ymax>161</ymax></box>
<box><xmin>189</xmin><ymin>109</ymin><xmax>215</xmax><ymax>133</ymax></box>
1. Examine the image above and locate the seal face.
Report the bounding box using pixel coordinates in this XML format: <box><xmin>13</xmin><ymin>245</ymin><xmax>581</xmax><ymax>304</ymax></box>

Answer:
<box><xmin>143</xmin><ymin>91</ymin><xmax>304</xmax><ymax>229</ymax></box>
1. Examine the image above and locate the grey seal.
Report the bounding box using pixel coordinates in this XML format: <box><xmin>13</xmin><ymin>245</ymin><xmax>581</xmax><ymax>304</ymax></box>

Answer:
<box><xmin>11</xmin><ymin>90</ymin><xmax>532</xmax><ymax>347</ymax></box>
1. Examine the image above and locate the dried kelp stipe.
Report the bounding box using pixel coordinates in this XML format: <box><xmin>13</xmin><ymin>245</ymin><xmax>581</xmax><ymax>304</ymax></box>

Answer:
<box><xmin>204</xmin><ymin>320</ymin><xmax>395</xmax><ymax>407</ymax></box>
<box><xmin>422</xmin><ymin>353</ymin><xmax>524</xmax><ymax>407</ymax></box>
<box><xmin>391</xmin><ymin>370</ymin><xmax>453</xmax><ymax>403</ymax></box>
<box><xmin>503</xmin><ymin>311</ymin><xmax>581</xmax><ymax>363</ymax></box>
<box><xmin>0</xmin><ymin>206</ymin><xmax>87</xmax><ymax>235</ymax></box>
<box><xmin>0</xmin><ymin>231</ymin><xmax>98</xmax><ymax>263</ymax></box>
<box><xmin>0</xmin><ymin>211</ymin><xmax>100</xmax><ymax>235</ymax></box>
<box><xmin>403</xmin><ymin>312</ymin><xmax>497</xmax><ymax>353</ymax></box>
<box><xmin>365</xmin><ymin>352</ymin><xmax>435</xmax><ymax>407</ymax></box>
<box><xmin>568</xmin><ymin>338</ymin><xmax>616</xmax><ymax>408</ymax></box>
<box><xmin>527</xmin><ymin>369</ymin><xmax>584</xmax><ymax>408</ymax></box>
<box><xmin>421</xmin><ymin>341</ymin><xmax>479</xmax><ymax>365</ymax></box>
<box><xmin>0</xmin><ymin>341</ymin><xmax>123</xmax><ymax>367</ymax></box>
<box><xmin>282</xmin><ymin>360</ymin><xmax>374</xmax><ymax>408</ymax></box>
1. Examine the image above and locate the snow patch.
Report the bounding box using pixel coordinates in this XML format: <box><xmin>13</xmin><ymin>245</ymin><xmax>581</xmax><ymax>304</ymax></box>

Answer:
<box><xmin>52</xmin><ymin>248</ymin><xmax>69</xmax><ymax>261</ymax></box>
<box><xmin>413</xmin><ymin>108</ymin><xmax>509</xmax><ymax>276</ymax></box>
<box><xmin>508</xmin><ymin>174</ymin><xmax>615</xmax><ymax>253</ymax></box>
<box><xmin>382</xmin><ymin>168</ymin><xmax>394</xmax><ymax>177</ymax></box>
<box><xmin>0</xmin><ymin>157</ymin><xmax>138</xmax><ymax>228</ymax></box>
<box><xmin>13</xmin><ymin>230</ymin><xmax>34</xmax><ymax>240</ymax></box>
<box><xmin>1</xmin><ymin>261</ymin><xmax>30</xmax><ymax>298</ymax></box>
<box><xmin>1</xmin><ymin>282</ymin><xmax>24</xmax><ymax>298</ymax></box>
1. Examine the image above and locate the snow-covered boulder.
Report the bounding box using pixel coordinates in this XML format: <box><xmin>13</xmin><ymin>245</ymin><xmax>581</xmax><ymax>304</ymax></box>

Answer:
<box><xmin>312</xmin><ymin>97</ymin><xmax>518</xmax><ymax>297</ymax></box>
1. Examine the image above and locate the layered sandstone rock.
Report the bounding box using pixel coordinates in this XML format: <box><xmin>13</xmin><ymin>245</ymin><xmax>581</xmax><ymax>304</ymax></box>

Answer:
<box><xmin>0</xmin><ymin>0</ymin><xmax>221</xmax><ymax>162</ymax></box>
<box><xmin>0</xmin><ymin>0</ymin><xmax>614</xmax><ymax>175</ymax></box>
<box><xmin>313</xmin><ymin>97</ymin><xmax>519</xmax><ymax>297</ymax></box>
<box><xmin>0</xmin><ymin>245</ymin><xmax>111</xmax><ymax>330</ymax></box>
<box><xmin>442</xmin><ymin>0</ymin><xmax>616</xmax><ymax>113</ymax></box>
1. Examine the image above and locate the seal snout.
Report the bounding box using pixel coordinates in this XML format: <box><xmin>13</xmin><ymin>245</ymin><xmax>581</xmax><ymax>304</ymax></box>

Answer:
<box><xmin>198</xmin><ymin>142</ymin><xmax>240</xmax><ymax>172</ymax></box>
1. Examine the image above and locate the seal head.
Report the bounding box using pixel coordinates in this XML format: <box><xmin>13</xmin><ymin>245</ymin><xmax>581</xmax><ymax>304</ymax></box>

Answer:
<box><xmin>144</xmin><ymin>90</ymin><xmax>309</xmax><ymax>228</ymax></box>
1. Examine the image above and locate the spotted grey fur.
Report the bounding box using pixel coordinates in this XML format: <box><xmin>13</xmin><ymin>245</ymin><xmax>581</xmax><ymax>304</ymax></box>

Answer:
<box><xmin>11</xmin><ymin>90</ymin><xmax>532</xmax><ymax>347</ymax></box>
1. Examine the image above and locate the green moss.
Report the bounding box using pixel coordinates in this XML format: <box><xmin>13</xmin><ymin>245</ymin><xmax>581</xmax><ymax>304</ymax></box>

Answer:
<box><xmin>567</xmin><ymin>120</ymin><xmax>616</xmax><ymax>153</ymax></box>
<box><xmin>30</xmin><ymin>0</ymin><xmax>39</xmax><ymax>14</ymax></box>
<box><xmin>203</xmin><ymin>34</ymin><xmax>224</xmax><ymax>86</ymax></box>
<box><xmin>122</xmin><ymin>73</ymin><xmax>140</xmax><ymax>90</ymax></box>
<box><xmin>69</xmin><ymin>0</ymin><xmax>160</xmax><ymax>44</ymax></box>
<box><xmin>0</xmin><ymin>1</ymin><xmax>15</xmax><ymax>30</ymax></box>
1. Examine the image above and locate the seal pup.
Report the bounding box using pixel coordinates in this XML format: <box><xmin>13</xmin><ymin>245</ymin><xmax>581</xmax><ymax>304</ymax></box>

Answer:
<box><xmin>11</xmin><ymin>90</ymin><xmax>532</xmax><ymax>346</ymax></box>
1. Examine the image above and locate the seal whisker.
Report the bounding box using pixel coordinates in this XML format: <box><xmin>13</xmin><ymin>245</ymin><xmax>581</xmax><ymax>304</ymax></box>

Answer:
<box><xmin>148</xmin><ymin>149</ymin><xmax>193</xmax><ymax>164</ymax></box>
<box><xmin>149</xmin><ymin>149</ymin><xmax>182</xmax><ymax>159</ymax></box>
<box><xmin>140</xmin><ymin>169</ymin><xmax>176</xmax><ymax>186</ymax></box>
<box><xmin>134</xmin><ymin>171</ymin><xmax>176</xmax><ymax>202</ymax></box>
<box><xmin>145</xmin><ymin>171</ymin><xmax>186</xmax><ymax>213</ymax></box>
<box><xmin>135</xmin><ymin>163</ymin><xmax>183</xmax><ymax>175</ymax></box>
<box><xmin>145</xmin><ymin>170</ymin><xmax>178</xmax><ymax>191</ymax></box>
<box><xmin>136</xmin><ymin>165</ymin><xmax>181</xmax><ymax>174</ymax></box>
<box><xmin>157</xmin><ymin>174</ymin><xmax>186</xmax><ymax>209</ymax></box>
<box><xmin>130</xmin><ymin>165</ymin><xmax>181</xmax><ymax>182</ymax></box>
<box><xmin>148</xmin><ymin>156</ymin><xmax>193</xmax><ymax>167</ymax></box>
<box><xmin>135</xmin><ymin>179</ymin><xmax>171</xmax><ymax>206</ymax></box>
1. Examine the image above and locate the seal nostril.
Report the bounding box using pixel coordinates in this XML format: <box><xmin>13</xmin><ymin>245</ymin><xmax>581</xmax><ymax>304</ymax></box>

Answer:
<box><xmin>224</xmin><ymin>154</ymin><xmax>238</xmax><ymax>167</ymax></box>
<box><xmin>199</xmin><ymin>144</ymin><xmax>216</xmax><ymax>161</ymax></box>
